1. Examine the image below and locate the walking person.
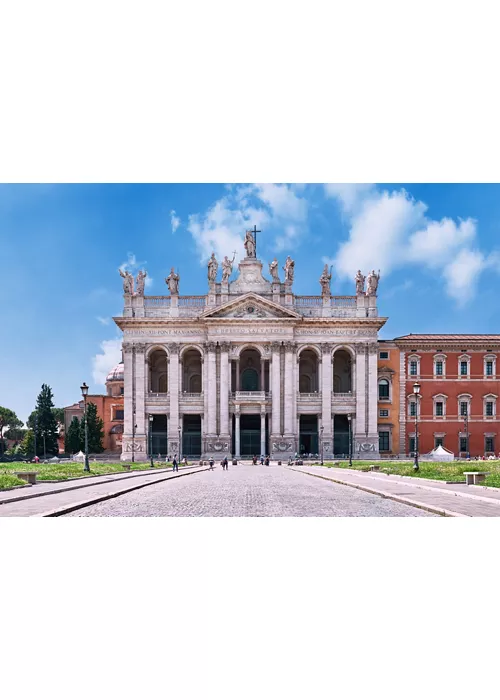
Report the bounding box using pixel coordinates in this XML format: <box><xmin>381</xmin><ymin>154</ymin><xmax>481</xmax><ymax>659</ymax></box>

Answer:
<box><xmin>209</xmin><ymin>458</ymin><xmax>214</xmax><ymax>471</ymax></box>
<box><xmin>224</xmin><ymin>456</ymin><xmax>228</xmax><ymax>470</ymax></box>
<box><xmin>172</xmin><ymin>455</ymin><xmax>178</xmax><ymax>472</ymax></box>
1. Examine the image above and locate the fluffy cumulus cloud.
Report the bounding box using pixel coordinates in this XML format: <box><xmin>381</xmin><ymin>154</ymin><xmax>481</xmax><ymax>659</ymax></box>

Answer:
<box><xmin>325</xmin><ymin>184</ymin><xmax>490</xmax><ymax>304</ymax></box>
<box><xmin>170</xmin><ymin>209</ymin><xmax>180</xmax><ymax>234</ymax></box>
<box><xmin>119</xmin><ymin>251</ymin><xmax>152</xmax><ymax>289</ymax></box>
<box><xmin>187</xmin><ymin>184</ymin><xmax>309</xmax><ymax>262</ymax></box>
<box><xmin>92</xmin><ymin>338</ymin><xmax>122</xmax><ymax>386</ymax></box>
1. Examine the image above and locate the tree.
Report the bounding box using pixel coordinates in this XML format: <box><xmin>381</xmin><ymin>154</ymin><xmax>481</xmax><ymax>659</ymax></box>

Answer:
<box><xmin>33</xmin><ymin>384</ymin><xmax>59</xmax><ymax>456</ymax></box>
<box><xmin>52</xmin><ymin>407</ymin><xmax>65</xmax><ymax>427</ymax></box>
<box><xmin>0</xmin><ymin>406</ymin><xmax>22</xmax><ymax>458</ymax></box>
<box><xmin>5</xmin><ymin>426</ymin><xmax>27</xmax><ymax>441</ymax></box>
<box><xmin>21</xmin><ymin>430</ymin><xmax>35</xmax><ymax>456</ymax></box>
<box><xmin>65</xmin><ymin>417</ymin><xmax>82</xmax><ymax>454</ymax></box>
<box><xmin>80</xmin><ymin>402</ymin><xmax>104</xmax><ymax>454</ymax></box>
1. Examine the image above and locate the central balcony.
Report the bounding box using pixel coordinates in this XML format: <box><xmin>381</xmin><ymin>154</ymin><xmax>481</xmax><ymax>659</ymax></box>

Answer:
<box><xmin>232</xmin><ymin>391</ymin><xmax>270</xmax><ymax>402</ymax></box>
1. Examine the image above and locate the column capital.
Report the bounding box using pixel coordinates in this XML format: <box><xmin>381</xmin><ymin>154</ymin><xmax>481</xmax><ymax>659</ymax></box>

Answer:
<box><xmin>135</xmin><ymin>342</ymin><xmax>146</xmax><ymax>352</ymax></box>
<box><xmin>205</xmin><ymin>341</ymin><xmax>217</xmax><ymax>352</ymax></box>
<box><xmin>271</xmin><ymin>341</ymin><xmax>282</xmax><ymax>352</ymax></box>
<box><xmin>220</xmin><ymin>341</ymin><xmax>230</xmax><ymax>352</ymax></box>
<box><xmin>167</xmin><ymin>342</ymin><xmax>180</xmax><ymax>355</ymax></box>
<box><xmin>322</xmin><ymin>343</ymin><xmax>333</xmax><ymax>353</ymax></box>
<box><xmin>284</xmin><ymin>341</ymin><xmax>296</xmax><ymax>352</ymax></box>
<box><xmin>234</xmin><ymin>404</ymin><xmax>241</xmax><ymax>415</ymax></box>
<box><xmin>122</xmin><ymin>342</ymin><xmax>134</xmax><ymax>354</ymax></box>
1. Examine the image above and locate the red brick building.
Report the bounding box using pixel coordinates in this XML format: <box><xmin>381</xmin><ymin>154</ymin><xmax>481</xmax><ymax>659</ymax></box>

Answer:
<box><xmin>394</xmin><ymin>335</ymin><xmax>500</xmax><ymax>458</ymax></box>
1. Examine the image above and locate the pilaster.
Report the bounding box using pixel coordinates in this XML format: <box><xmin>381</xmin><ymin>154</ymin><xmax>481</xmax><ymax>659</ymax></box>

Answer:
<box><xmin>219</xmin><ymin>342</ymin><xmax>230</xmax><ymax>440</ymax></box>
<box><xmin>206</xmin><ymin>342</ymin><xmax>217</xmax><ymax>437</ymax></box>
<box><xmin>321</xmin><ymin>344</ymin><xmax>333</xmax><ymax>457</ymax></box>
<box><xmin>168</xmin><ymin>343</ymin><xmax>180</xmax><ymax>456</ymax></box>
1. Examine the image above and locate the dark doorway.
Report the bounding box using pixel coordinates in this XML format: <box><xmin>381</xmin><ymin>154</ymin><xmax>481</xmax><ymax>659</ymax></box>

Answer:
<box><xmin>182</xmin><ymin>415</ymin><xmax>201</xmax><ymax>457</ymax></box>
<box><xmin>151</xmin><ymin>415</ymin><xmax>168</xmax><ymax>456</ymax></box>
<box><xmin>299</xmin><ymin>415</ymin><xmax>318</xmax><ymax>455</ymax></box>
<box><xmin>334</xmin><ymin>414</ymin><xmax>349</xmax><ymax>456</ymax></box>
<box><xmin>240</xmin><ymin>414</ymin><xmax>261</xmax><ymax>457</ymax></box>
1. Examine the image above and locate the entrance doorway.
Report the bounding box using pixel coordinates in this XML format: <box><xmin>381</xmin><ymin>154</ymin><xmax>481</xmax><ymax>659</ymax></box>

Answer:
<box><xmin>333</xmin><ymin>414</ymin><xmax>350</xmax><ymax>456</ymax></box>
<box><xmin>151</xmin><ymin>415</ymin><xmax>168</xmax><ymax>456</ymax></box>
<box><xmin>299</xmin><ymin>415</ymin><xmax>318</xmax><ymax>455</ymax></box>
<box><xmin>240</xmin><ymin>414</ymin><xmax>261</xmax><ymax>457</ymax></box>
<box><xmin>182</xmin><ymin>415</ymin><xmax>201</xmax><ymax>457</ymax></box>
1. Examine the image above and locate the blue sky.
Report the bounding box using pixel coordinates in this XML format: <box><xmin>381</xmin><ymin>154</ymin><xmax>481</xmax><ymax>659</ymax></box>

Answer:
<box><xmin>2</xmin><ymin>183</ymin><xmax>500</xmax><ymax>424</ymax></box>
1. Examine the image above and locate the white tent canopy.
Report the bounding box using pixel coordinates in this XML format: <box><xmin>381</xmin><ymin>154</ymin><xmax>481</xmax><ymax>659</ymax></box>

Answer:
<box><xmin>72</xmin><ymin>451</ymin><xmax>85</xmax><ymax>462</ymax></box>
<box><xmin>423</xmin><ymin>445</ymin><xmax>455</xmax><ymax>462</ymax></box>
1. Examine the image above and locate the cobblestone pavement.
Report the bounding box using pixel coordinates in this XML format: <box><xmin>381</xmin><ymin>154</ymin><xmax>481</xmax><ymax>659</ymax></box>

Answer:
<box><xmin>65</xmin><ymin>464</ymin><xmax>436</xmax><ymax>517</ymax></box>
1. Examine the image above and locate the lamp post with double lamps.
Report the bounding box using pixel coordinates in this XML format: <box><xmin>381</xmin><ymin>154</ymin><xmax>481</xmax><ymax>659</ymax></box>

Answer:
<box><xmin>413</xmin><ymin>381</ymin><xmax>421</xmax><ymax>472</ymax></box>
<box><xmin>320</xmin><ymin>424</ymin><xmax>324</xmax><ymax>465</ymax></box>
<box><xmin>149</xmin><ymin>414</ymin><xmax>154</xmax><ymax>468</ymax></box>
<box><xmin>347</xmin><ymin>413</ymin><xmax>353</xmax><ymax>467</ymax></box>
<box><xmin>80</xmin><ymin>382</ymin><xmax>90</xmax><ymax>473</ymax></box>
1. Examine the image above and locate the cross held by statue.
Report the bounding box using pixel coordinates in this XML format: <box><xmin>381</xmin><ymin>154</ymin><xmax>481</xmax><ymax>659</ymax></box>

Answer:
<box><xmin>251</xmin><ymin>224</ymin><xmax>261</xmax><ymax>252</ymax></box>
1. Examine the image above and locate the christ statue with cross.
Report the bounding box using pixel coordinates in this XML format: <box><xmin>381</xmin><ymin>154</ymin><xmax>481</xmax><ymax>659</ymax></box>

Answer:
<box><xmin>244</xmin><ymin>224</ymin><xmax>261</xmax><ymax>258</ymax></box>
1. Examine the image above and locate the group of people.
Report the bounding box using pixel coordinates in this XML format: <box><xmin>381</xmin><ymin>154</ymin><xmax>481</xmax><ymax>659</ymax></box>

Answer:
<box><xmin>251</xmin><ymin>455</ymin><xmax>270</xmax><ymax>465</ymax></box>
<box><xmin>208</xmin><ymin>457</ymin><xmax>229</xmax><ymax>470</ymax></box>
<box><xmin>165</xmin><ymin>454</ymin><xmax>188</xmax><ymax>472</ymax></box>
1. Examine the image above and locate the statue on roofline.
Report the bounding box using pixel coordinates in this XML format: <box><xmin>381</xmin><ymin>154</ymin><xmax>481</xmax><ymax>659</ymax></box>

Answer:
<box><xmin>165</xmin><ymin>267</ymin><xmax>180</xmax><ymax>294</ymax></box>
<box><xmin>135</xmin><ymin>270</ymin><xmax>147</xmax><ymax>296</ymax></box>
<box><xmin>319</xmin><ymin>264</ymin><xmax>332</xmax><ymax>296</ymax></box>
<box><xmin>207</xmin><ymin>252</ymin><xmax>218</xmax><ymax>283</ymax></box>
<box><xmin>119</xmin><ymin>268</ymin><xmax>134</xmax><ymax>295</ymax></box>
<box><xmin>355</xmin><ymin>269</ymin><xmax>365</xmax><ymax>295</ymax></box>
<box><xmin>283</xmin><ymin>255</ymin><xmax>295</xmax><ymax>284</ymax></box>
<box><xmin>221</xmin><ymin>252</ymin><xmax>236</xmax><ymax>283</ymax></box>
<box><xmin>269</xmin><ymin>258</ymin><xmax>280</xmax><ymax>282</ymax></box>
<box><xmin>244</xmin><ymin>229</ymin><xmax>256</xmax><ymax>258</ymax></box>
<box><xmin>366</xmin><ymin>269</ymin><xmax>380</xmax><ymax>296</ymax></box>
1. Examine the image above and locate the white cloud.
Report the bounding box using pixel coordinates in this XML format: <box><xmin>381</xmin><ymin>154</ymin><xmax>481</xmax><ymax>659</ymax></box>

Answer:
<box><xmin>442</xmin><ymin>249</ymin><xmax>486</xmax><ymax>305</ymax></box>
<box><xmin>96</xmin><ymin>316</ymin><xmax>110</xmax><ymax>325</ymax></box>
<box><xmin>145</xmin><ymin>276</ymin><xmax>154</xmax><ymax>288</ymax></box>
<box><xmin>92</xmin><ymin>338</ymin><xmax>122</xmax><ymax>386</ymax></box>
<box><xmin>170</xmin><ymin>210</ymin><xmax>180</xmax><ymax>234</ymax></box>
<box><xmin>187</xmin><ymin>183</ymin><xmax>309</xmax><ymax>262</ymax></box>
<box><xmin>327</xmin><ymin>184</ymin><xmax>491</xmax><ymax>304</ymax></box>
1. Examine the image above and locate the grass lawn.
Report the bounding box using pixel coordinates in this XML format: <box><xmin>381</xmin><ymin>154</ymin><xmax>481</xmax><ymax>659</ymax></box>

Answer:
<box><xmin>323</xmin><ymin>459</ymin><xmax>500</xmax><ymax>488</ymax></box>
<box><xmin>0</xmin><ymin>460</ymin><xmax>172</xmax><ymax>489</ymax></box>
<box><xmin>0</xmin><ymin>474</ymin><xmax>29</xmax><ymax>490</ymax></box>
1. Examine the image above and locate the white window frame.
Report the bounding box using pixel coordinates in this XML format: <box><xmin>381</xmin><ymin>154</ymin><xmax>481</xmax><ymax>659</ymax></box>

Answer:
<box><xmin>483</xmin><ymin>393</ymin><xmax>497</xmax><ymax>419</ymax></box>
<box><xmin>485</xmin><ymin>433</ymin><xmax>496</xmax><ymax>454</ymax></box>
<box><xmin>408</xmin><ymin>354</ymin><xmax>420</xmax><ymax>378</ymax></box>
<box><xmin>379</xmin><ymin>350</ymin><xmax>390</xmax><ymax>360</ymax></box>
<box><xmin>457</xmin><ymin>393</ymin><xmax>472</xmax><ymax>417</ymax></box>
<box><xmin>458</xmin><ymin>354</ymin><xmax>471</xmax><ymax>378</ymax></box>
<box><xmin>434</xmin><ymin>433</ymin><xmax>446</xmax><ymax>448</ymax></box>
<box><xmin>378</xmin><ymin>427</ymin><xmax>391</xmax><ymax>452</ymax></box>
<box><xmin>484</xmin><ymin>354</ymin><xmax>496</xmax><ymax>379</ymax></box>
<box><xmin>408</xmin><ymin>395</ymin><xmax>420</xmax><ymax>417</ymax></box>
<box><xmin>432</xmin><ymin>393</ymin><xmax>447</xmax><ymax>419</ymax></box>
<box><xmin>378</xmin><ymin>377</ymin><xmax>391</xmax><ymax>402</ymax></box>
<box><xmin>433</xmin><ymin>353</ymin><xmax>447</xmax><ymax>379</ymax></box>
<box><xmin>379</xmin><ymin>408</ymin><xmax>390</xmax><ymax>418</ymax></box>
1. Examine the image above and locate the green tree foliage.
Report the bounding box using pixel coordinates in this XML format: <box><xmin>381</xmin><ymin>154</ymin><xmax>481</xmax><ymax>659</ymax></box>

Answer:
<box><xmin>80</xmin><ymin>402</ymin><xmax>104</xmax><ymax>454</ymax></box>
<box><xmin>52</xmin><ymin>407</ymin><xmax>65</xmax><ymax>426</ymax></box>
<box><xmin>21</xmin><ymin>430</ymin><xmax>35</xmax><ymax>456</ymax></box>
<box><xmin>0</xmin><ymin>406</ymin><xmax>22</xmax><ymax>458</ymax></box>
<box><xmin>4</xmin><ymin>426</ymin><xmax>27</xmax><ymax>441</ymax></box>
<box><xmin>33</xmin><ymin>384</ymin><xmax>59</xmax><ymax>456</ymax></box>
<box><xmin>65</xmin><ymin>417</ymin><xmax>82</xmax><ymax>454</ymax></box>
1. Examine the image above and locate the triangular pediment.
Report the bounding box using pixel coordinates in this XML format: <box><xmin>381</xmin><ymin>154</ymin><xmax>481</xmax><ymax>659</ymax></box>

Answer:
<box><xmin>202</xmin><ymin>293</ymin><xmax>301</xmax><ymax>320</ymax></box>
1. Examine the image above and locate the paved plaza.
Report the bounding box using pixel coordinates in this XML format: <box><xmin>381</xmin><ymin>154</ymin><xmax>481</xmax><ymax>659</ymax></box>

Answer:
<box><xmin>64</xmin><ymin>463</ymin><xmax>435</xmax><ymax>517</ymax></box>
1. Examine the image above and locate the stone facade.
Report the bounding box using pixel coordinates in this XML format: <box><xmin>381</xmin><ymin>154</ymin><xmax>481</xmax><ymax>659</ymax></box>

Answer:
<box><xmin>113</xmin><ymin>239</ymin><xmax>387</xmax><ymax>461</ymax></box>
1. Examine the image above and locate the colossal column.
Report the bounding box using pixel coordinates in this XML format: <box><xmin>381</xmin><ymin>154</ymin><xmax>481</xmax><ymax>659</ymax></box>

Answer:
<box><xmin>260</xmin><ymin>407</ymin><xmax>266</xmax><ymax>456</ymax></box>
<box><xmin>134</xmin><ymin>343</ymin><xmax>147</xmax><ymax>439</ymax></box>
<box><xmin>234</xmin><ymin>405</ymin><xmax>241</xmax><ymax>458</ymax></box>
<box><xmin>321</xmin><ymin>344</ymin><xmax>333</xmax><ymax>458</ymax></box>
<box><xmin>168</xmin><ymin>343</ymin><xmax>180</xmax><ymax>455</ymax></box>
<box><xmin>283</xmin><ymin>342</ymin><xmax>295</xmax><ymax>435</ymax></box>
<box><xmin>219</xmin><ymin>342</ymin><xmax>230</xmax><ymax>440</ymax></box>
<box><xmin>206</xmin><ymin>342</ymin><xmax>217</xmax><ymax>436</ymax></box>
<box><xmin>121</xmin><ymin>342</ymin><xmax>134</xmax><ymax>461</ymax></box>
<box><xmin>270</xmin><ymin>342</ymin><xmax>281</xmax><ymax>442</ymax></box>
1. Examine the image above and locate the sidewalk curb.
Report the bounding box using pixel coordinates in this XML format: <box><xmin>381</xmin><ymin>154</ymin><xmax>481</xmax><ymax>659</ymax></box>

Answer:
<box><xmin>0</xmin><ymin>467</ymin><xmax>175</xmax><ymax>506</ymax></box>
<box><xmin>36</xmin><ymin>467</ymin><xmax>209</xmax><ymax>517</ymax></box>
<box><xmin>324</xmin><ymin>468</ymin><xmax>500</xmax><ymax>507</ymax></box>
<box><xmin>288</xmin><ymin>468</ymin><xmax>466</xmax><ymax>517</ymax></box>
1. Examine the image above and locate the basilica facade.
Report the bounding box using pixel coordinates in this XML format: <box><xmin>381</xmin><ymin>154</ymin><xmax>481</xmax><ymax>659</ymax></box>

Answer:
<box><xmin>114</xmin><ymin>231</ymin><xmax>386</xmax><ymax>461</ymax></box>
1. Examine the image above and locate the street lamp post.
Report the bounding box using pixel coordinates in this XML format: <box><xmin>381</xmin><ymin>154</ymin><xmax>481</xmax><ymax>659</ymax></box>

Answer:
<box><xmin>149</xmin><ymin>414</ymin><xmax>154</xmax><ymax>468</ymax></box>
<box><xmin>347</xmin><ymin>413</ymin><xmax>353</xmax><ymax>467</ymax></box>
<box><xmin>80</xmin><ymin>382</ymin><xmax>90</xmax><ymax>472</ymax></box>
<box><xmin>33</xmin><ymin>413</ymin><xmax>38</xmax><ymax>460</ymax></box>
<box><xmin>464</xmin><ymin>408</ymin><xmax>469</xmax><ymax>459</ymax></box>
<box><xmin>413</xmin><ymin>381</ymin><xmax>421</xmax><ymax>472</ymax></box>
<box><xmin>320</xmin><ymin>424</ymin><xmax>324</xmax><ymax>466</ymax></box>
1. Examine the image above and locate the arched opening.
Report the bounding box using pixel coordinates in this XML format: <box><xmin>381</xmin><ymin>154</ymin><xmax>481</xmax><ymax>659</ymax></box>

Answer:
<box><xmin>149</xmin><ymin>349</ymin><xmax>168</xmax><ymax>393</ymax></box>
<box><xmin>333</xmin><ymin>349</ymin><xmax>352</xmax><ymax>393</ymax></box>
<box><xmin>182</xmin><ymin>348</ymin><xmax>203</xmax><ymax>393</ymax></box>
<box><xmin>238</xmin><ymin>348</ymin><xmax>262</xmax><ymax>391</ymax></box>
<box><xmin>378</xmin><ymin>378</ymin><xmax>390</xmax><ymax>400</ymax></box>
<box><xmin>299</xmin><ymin>349</ymin><xmax>319</xmax><ymax>393</ymax></box>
